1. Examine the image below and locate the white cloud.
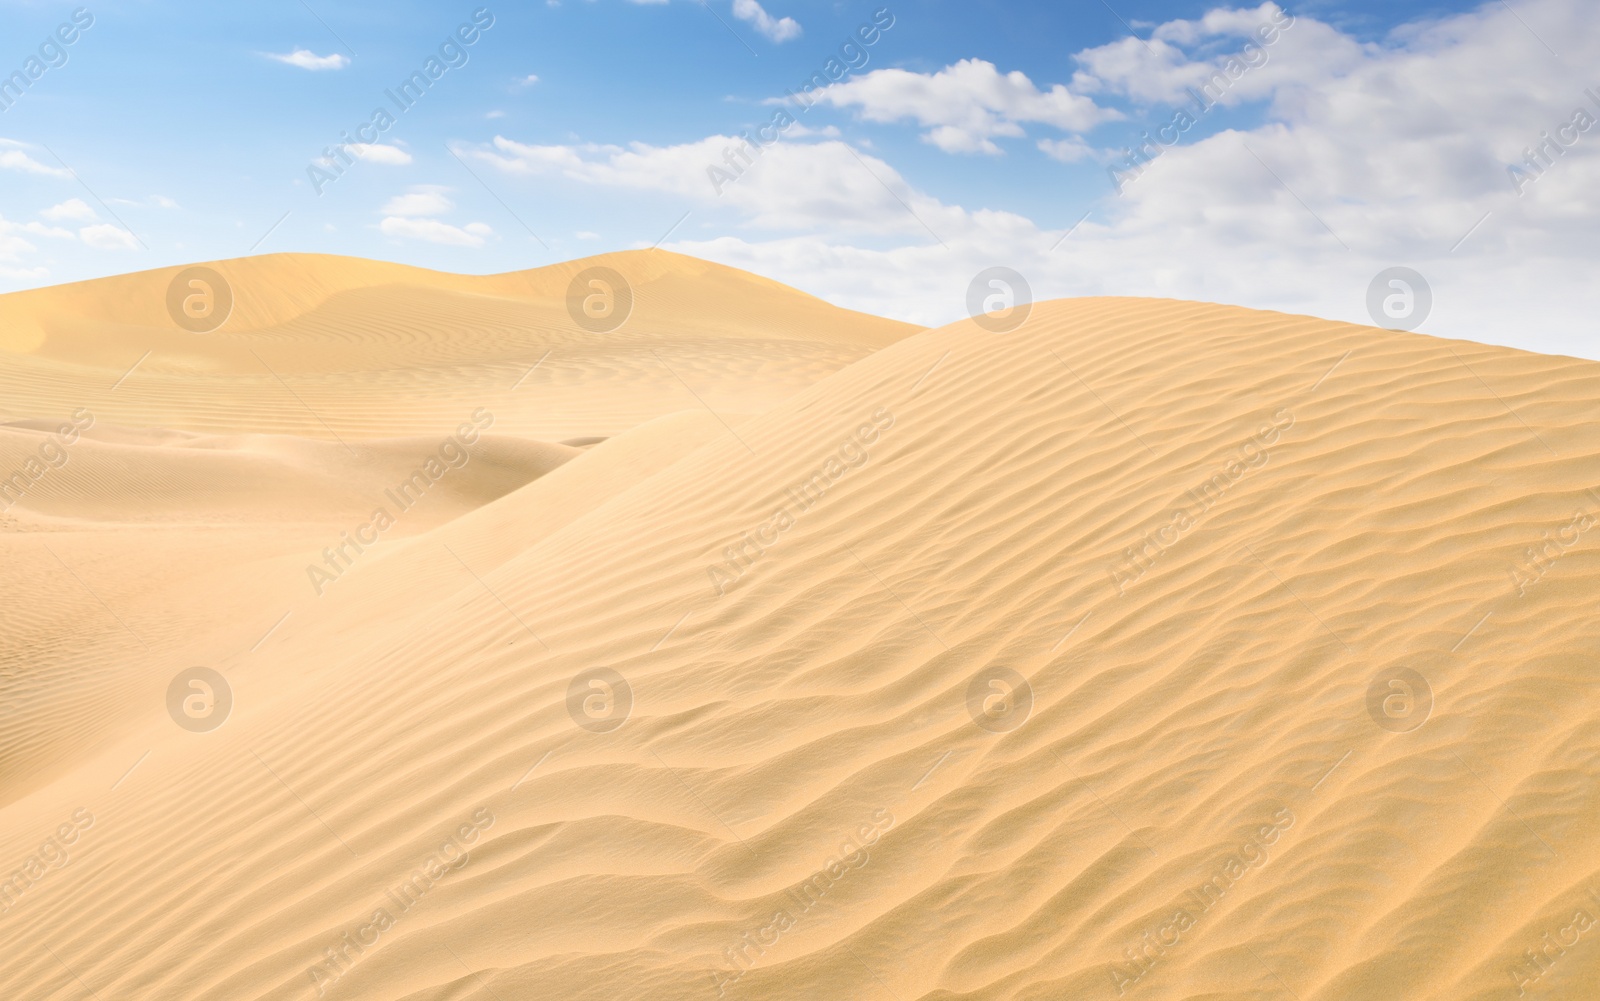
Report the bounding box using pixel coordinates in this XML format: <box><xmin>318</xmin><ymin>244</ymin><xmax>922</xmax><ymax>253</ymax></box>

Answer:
<box><xmin>475</xmin><ymin>133</ymin><xmax>985</xmax><ymax>235</ymax></box>
<box><xmin>785</xmin><ymin>123</ymin><xmax>840</xmax><ymax>139</ymax></box>
<box><xmin>21</xmin><ymin>222</ymin><xmax>75</xmax><ymax>239</ymax></box>
<box><xmin>1073</xmin><ymin>3</ymin><xmax>1342</xmax><ymax>109</ymax></box>
<box><xmin>0</xmin><ymin>149</ymin><xmax>69</xmax><ymax>177</ymax></box>
<box><xmin>78</xmin><ymin>224</ymin><xmax>139</xmax><ymax>250</ymax></box>
<box><xmin>379</xmin><ymin>217</ymin><xmax>494</xmax><ymax>247</ymax></box>
<box><xmin>381</xmin><ymin>187</ymin><xmax>453</xmax><ymax>217</ymax></box>
<box><xmin>350</xmin><ymin>143</ymin><xmax>413</xmax><ymax>165</ymax></box>
<box><xmin>488</xmin><ymin>0</ymin><xmax>1595</xmax><ymax>360</ymax></box>
<box><xmin>4</xmin><ymin>201</ymin><xmax>108</xmax><ymax>279</ymax></box>
<box><xmin>807</xmin><ymin>58</ymin><xmax>1118</xmax><ymax>153</ymax></box>
<box><xmin>265</xmin><ymin>49</ymin><xmax>350</xmax><ymax>71</ymax></box>
<box><xmin>519</xmin><ymin>74</ymin><xmax>540</xmax><ymax>86</ymax></box>
<box><xmin>0</xmin><ymin>216</ymin><xmax>38</xmax><ymax>263</ymax></box>
<box><xmin>377</xmin><ymin>185</ymin><xmax>491</xmax><ymax>245</ymax></box>
<box><xmin>732</xmin><ymin>0</ymin><xmax>800</xmax><ymax>43</ymax></box>
<box><xmin>1038</xmin><ymin>137</ymin><xmax>1098</xmax><ymax>164</ymax></box>
<box><xmin>108</xmin><ymin>194</ymin><xmax>182</xmax><ymax>209</ymax></box>
<box><xmin>41</xmin><ymin>198</ymin><xmax>97</xmax><ymax>222</ymax></box>
<box><xmin>0</xmin><ymin>240</ymin><xmax>36</xmax><ymax>265</ymax></box>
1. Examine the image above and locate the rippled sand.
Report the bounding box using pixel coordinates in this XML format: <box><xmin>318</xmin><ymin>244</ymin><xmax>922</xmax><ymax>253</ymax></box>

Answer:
<box><xmin>1</xmin><ymin>255</ymin><xmax>1597</xmax><ymax>1001</ymax></box>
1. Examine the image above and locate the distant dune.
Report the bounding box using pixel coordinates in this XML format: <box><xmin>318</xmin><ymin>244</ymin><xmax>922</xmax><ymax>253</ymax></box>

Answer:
<box><xmin>0</xmin><ymin>250</ymin><xmax>919</xmax><ymax>441</ymax></box>
<box><xmin>1</xmin><ymin>255</ymin><xmax>1597</xmax><ymax>1001</ymax></box>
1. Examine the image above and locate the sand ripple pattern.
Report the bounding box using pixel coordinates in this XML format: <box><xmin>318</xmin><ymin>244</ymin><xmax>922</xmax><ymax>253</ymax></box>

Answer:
<box><xmin>1</xmin><ymin>291</ymin><xmax>1598</xmax><ymax>1001</ymax></box>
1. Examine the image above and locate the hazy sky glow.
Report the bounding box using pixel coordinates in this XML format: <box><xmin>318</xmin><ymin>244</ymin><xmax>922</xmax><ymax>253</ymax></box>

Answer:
<box><xmin>1</xmin><ymin>0</ymin><xmax>1596</xmax><ymax>358</ymax></box>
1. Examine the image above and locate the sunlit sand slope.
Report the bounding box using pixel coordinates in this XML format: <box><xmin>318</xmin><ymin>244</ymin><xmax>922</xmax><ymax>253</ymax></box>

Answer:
<box><xmin>3</xmin><ymin>296</ymin><xmax>1599</xmax><ymax>1001</ymax></box>
<box><xmin>0</xmin><ymin>250</ymin><xmax>921</xmax><ymax>441</ymax></box>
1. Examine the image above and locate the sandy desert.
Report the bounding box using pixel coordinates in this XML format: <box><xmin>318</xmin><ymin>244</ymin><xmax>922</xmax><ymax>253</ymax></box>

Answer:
<box><xmin>0</xmin><ymin>249</ymin><xmax>1595</xmax><ymax>1001</ymax></box>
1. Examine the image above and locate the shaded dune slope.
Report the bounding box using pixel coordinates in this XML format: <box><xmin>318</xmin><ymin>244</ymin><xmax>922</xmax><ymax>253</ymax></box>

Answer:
<box><xmin>0</xmin><ymin>424</ymin><xmax>578</xmax><ymax>803</ymax></box>
<box><xmin>2</xmin><ymin>297</ymin><xmax>1599</xmax><ymax>1001</ymax></box>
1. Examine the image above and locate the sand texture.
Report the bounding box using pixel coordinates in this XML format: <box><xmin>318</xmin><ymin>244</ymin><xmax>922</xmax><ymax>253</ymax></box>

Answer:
<box><xmin>2</xmin><ymin>254</ymin><xmax>1598</xmax><ymax>1001</ymax></box>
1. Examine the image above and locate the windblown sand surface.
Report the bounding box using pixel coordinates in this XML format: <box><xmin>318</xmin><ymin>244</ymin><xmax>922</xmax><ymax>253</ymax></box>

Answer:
<box><xmin>2</xmin><ymin>253</ymin><xmax>1598</xmax><ymax>1001</ymax></box>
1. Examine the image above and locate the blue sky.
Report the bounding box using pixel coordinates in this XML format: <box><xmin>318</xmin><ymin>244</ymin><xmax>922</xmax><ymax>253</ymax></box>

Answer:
<box><xmin>2</xmin><ymin>0</ymin><xmax>1597</xmax><ymax>357</ymax></box>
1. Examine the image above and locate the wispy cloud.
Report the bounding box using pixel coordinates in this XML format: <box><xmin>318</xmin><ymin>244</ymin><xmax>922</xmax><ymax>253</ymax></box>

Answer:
<box><xmin>732</xmin><ymin>0</ymin><xmax>800</xmax><ymax>42</ymax></box>
<box><xmin>78</xmin><ymin>224</ymin><xmax>139</xmax><ymax>250</ymax></box>
<box><xmin>378</xmin><ymin>185</ymin><xmax>491</xmax><ymax>246</ymax></box>
<box><xmin>0</xmin><ymin>212</ymin><xmax>72</xmax><ymax>264</ymax></box>
<box><xmin>265</xmin><ymin>49</ymin><xmax>350</xmax><ymax>71</ymax></box>
<box><xmin>351</xmin><ymin>143</ymin><xmax>413</xmax><ymax>165</ymax></box>
<box><xmin>0</xmin><ymin>148</ymin><xmax>70</xmax><ymax>177</ymax></box>
<box><xmin>107</xmin><ymin>194</ymin><xmax>181</xmax><ymax>209</ymax></box>
<box><xmin>379</xmin><ymin>217</ymin><xmax>493</xmax><ymax>246</ymax></box>
<box><xmin>1038</xmin><ymin>137</ymin><xmax>1098</xmax><ymax>164</ymax></box>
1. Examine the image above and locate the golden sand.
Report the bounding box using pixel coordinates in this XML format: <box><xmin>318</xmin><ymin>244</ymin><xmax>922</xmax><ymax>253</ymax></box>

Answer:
<box><xmin>2</xmin><ymin>252</ymin><xmax>1597</xmax><ymax>1001</ymax></box>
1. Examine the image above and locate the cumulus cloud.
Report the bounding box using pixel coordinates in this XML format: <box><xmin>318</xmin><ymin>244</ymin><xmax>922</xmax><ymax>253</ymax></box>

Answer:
<box><xmin>381</xmin><ymin>187</ymin><xmax>454</xmax><ymax>217</ymax></box>
<box><xmin>484</xmin><ymin>0</ymin><xmax>1597</xmax><ymax>358</ymax></box>
<box><xmin>265</xmin><ymin>49</ymin><xmax>350</xmax><ymax>70</ymax></box>
<box><xmin>41</xmin><ymin>199</ymin><xmax>97</xmax><ymax>222</ymax></box>
<box><xmin>1070</xmin><ymin>3</ymin><xmax>1320</xmax><ymax>107</ymax></box>
<box><xmin>732</xmin><ymin>0</ymin><xmax>800</xmax><ymax>43</ymax></box>
<box><xmin>807</xmin><ymin>58</ymin><xmax>1118</xmax><ymax>153</ymax></box>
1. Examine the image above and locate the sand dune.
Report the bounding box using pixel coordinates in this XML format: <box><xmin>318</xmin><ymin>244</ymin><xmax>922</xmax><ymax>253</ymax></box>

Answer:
<box><xmin>0</xmin><ymin>250</ymin><xmax>918</xmax><ymax>442</ymax></box>
<box><xmin>2</xmin><ymin>255</ymin><xmax>1598</xmax><ymax>1001</ymax></box>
